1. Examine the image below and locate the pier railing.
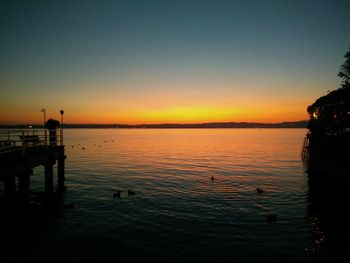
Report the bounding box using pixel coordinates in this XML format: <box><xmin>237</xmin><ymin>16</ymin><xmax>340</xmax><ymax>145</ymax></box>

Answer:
<box><xmin>0</xmin><ymin>128</ymin><xmax>64</xmax><ymax>154</ymax></box>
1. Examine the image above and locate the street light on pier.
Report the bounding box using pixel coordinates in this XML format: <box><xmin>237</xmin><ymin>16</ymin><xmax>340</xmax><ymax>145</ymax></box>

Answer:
<box><xmin>41</xmin><ymin>108</ymin><xmax>47</xmax><ymax>144</ymax></box>
<box><xmin>41</xmin><ymin>108</ymin><xmax>46</xmax><ymax>126</ymax></box>
<box><xmin>60</xmin><ymin>110</ymin><xmax>64</xmax><ymax>125</ymax></box>
<box><xmin>60</xmin><ymin>110</ymin><xmax>64</xmax><ymax>145</ymax></box>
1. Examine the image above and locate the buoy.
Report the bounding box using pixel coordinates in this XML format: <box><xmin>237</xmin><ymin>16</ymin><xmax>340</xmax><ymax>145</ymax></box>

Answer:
<box><xmin>82</xmin><ymin>147</ymin><xmax>85</xmax><ymax>150</ymax></box>
<box><xmin>256</xmin><ymin>187</ymin><xmax>265</xmax><ymax>194</ymax></box>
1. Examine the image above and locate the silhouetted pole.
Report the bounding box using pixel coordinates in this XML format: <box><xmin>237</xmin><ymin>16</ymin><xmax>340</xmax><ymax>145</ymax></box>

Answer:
<box><xmin>44</xmin><ymin>161</ymin><xmax>54</xmax><ymax>193</ymax></box>
<box><xmin>41</xmin><ymin>108</ymin><xmax>46</xmax><ymax>124</ymax></box>
<box><xmin>57</xmin><ymin>155</ymin><xmax>66</xmax><ymax>192</ymax></box>
<box><xmin>60</xmin><ymin>110</ymin><xmax>64</xmax><ymax>145</ymax></box>
<box><xmin>41</xmin><ymin>108</ymin><xmax>47</xmax><ymax>144</ymax></box>
<box><xmin>18</xmin><ymin>169</ymin><xmax>32</xmax><ymax>195</ymax></box>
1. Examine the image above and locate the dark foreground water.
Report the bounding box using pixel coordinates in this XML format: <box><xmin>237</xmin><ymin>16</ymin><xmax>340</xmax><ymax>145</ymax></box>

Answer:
<box><xmin>1</xmin><ymin>129</ymin><xmax>344</xmax><ymax>262</ymax></box>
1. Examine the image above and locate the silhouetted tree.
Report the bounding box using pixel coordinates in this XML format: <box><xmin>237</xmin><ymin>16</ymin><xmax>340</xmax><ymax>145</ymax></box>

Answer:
<box><xmin>338</xmin><ymin>45</ymin><xmax>350</xmax><ymax>89</ymax></box>
<box><xmin>45</xmin><ymin>118</ymin><xmax>60</xmax><ymax>130</ymax></box>
<box><xmin>307</xmin><ymin>46</ymin><xmax>350</xmax><ymax>137</ymax></box>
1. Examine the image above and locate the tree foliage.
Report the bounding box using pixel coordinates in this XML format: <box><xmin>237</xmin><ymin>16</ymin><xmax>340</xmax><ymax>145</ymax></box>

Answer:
<box><xmin>45</xmin><ymin>118</ymin><xmax>60</xmax><ymax>130</ymax></box>
<box><xmin>338</xmin><ymin>45</ymin><xmax>350</xmax><ymax>89</ymax></box>
<box><xmin>307</xmin><ymin>46</ymin><xmax>350</xmax><ymax>136</ymax></box>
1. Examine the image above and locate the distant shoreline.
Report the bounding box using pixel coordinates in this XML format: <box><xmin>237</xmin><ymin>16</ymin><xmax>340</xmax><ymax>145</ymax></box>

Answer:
<box><xmin>0</xmin><ymin>121</ymin><xmax>308</xmax><ymax>129</ymax></box>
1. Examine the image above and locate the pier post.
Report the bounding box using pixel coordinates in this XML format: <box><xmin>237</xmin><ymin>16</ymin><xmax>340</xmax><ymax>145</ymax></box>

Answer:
<box><xmin>4</xmin><ymin>176</ymin><xmax>16</xmax><ymax>195</ymax></box>
<box><xmin>57</xmin><ymin>155</ymin><xmax>66</xmax><ymax>191</ymax></box>
<box><xmin>44</xmin><ymin>161</ymin><xmax>55</xmax><ymax>193</ymax></box>
<box><xmin>18</xmin><ymin>169</ymin><xmax>32</xmax><ymax>195</ymax></box>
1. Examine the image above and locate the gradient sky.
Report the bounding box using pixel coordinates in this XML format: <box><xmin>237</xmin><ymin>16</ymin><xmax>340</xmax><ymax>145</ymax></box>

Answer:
<box><xmin>1</xmin><ymin>0</ymin><xmax>350</xmax><ymax>124</ymax></box>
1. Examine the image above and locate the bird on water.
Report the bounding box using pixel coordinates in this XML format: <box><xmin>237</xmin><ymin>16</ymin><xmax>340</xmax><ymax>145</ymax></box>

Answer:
<box><xmin>256</xmin><ymin>187</ymin><xmax>265</xmax><ymax>194</ymax></box>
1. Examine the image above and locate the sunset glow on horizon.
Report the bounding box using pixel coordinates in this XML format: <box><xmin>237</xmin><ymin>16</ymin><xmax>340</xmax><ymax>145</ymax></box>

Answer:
<box><xmin>0</xmin><ymin>100</ymin><xmax>311</xmax><ymax>125</ymax></box>
<box><xmin>1</xmin><ymin>0</ymin><xmax>349</xmax><ymax>125</ymax></box>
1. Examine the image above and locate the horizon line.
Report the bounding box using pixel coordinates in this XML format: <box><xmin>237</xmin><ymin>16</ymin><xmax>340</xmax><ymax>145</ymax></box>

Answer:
<box><xmin>0</xmin><ymin>120</ymin><xmax>309</xmax><ymax>127</ymax></box>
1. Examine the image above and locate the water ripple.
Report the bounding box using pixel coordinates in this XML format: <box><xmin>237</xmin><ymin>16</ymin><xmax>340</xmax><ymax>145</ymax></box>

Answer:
<box><xmin>2</xmin><ymin>128</ymin><xmax>321</xmax><ymax>262</ymax></box>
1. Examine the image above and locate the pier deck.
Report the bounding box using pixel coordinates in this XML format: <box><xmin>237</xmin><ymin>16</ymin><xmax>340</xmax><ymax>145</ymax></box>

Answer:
<box><xmin>0</xmin><ymin>129</ymin><xmax>66</xmax><ymax>194</ymax></box>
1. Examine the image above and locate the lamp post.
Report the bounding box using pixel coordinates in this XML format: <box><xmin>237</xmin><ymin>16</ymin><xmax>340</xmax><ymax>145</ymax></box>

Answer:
<box><xmin>60</xmin><ymin>110</ymin><xmax>64</xmax><ymax>145</ymax></box>
<box><xmin>41</xmin><ymin>108</ymin><xmax>47</xmax><ymax>144</ymax></box>
<box><xmin>41</xmin><ymin>108</ymin><xmax>46</xmax><ymax>126</ymax></box>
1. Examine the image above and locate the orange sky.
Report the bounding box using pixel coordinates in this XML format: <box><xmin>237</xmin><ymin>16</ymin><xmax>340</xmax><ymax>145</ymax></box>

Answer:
<box><xmin>0</xmin><ymin>71</ymin><xmax>333</xmax><ymax>124</ymax></box>
<box><xmin>0</xmin><ymin>83</ymin><xmax>312</xmax><ymax>124</ymax></box>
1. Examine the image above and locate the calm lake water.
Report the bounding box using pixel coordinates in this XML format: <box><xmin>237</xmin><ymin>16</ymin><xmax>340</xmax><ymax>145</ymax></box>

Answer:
<box><xmin>1</xmin><ymin>129</ymin><xmax>343</xmax><ymax>262</ymax></box>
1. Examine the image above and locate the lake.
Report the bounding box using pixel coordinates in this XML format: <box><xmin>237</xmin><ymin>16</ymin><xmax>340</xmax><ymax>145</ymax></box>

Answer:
<box><xmin>1</xmin><ymin>128</ymin><xmax>343</xmax><ymax>262</ymax></box>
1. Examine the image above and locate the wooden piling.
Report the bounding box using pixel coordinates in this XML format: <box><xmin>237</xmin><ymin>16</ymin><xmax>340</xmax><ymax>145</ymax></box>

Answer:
<box><xmin>44</xmin><ymin>161</ymin><xmax>54</xmax><ymax>193</ymax></box>
<box><xmin>1</xmin><ymin>128</ymin><xmax>66</xmax><ymax>196</ymax></box>
<box><xmin>57</xmin><ymin>155</ymin><xmax>66</xmax><ymax>191</ymax></box>
<box><xmin>18</xmin><ymin>169</ymin><xmax>32</xmax><ymax>194</ymax></box>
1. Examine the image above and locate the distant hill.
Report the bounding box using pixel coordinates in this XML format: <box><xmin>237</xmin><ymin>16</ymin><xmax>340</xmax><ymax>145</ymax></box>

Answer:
<box><xmin>0</xmin><ymin>121</ymin><xmax>308</xmax><ymax>129</ymax></box>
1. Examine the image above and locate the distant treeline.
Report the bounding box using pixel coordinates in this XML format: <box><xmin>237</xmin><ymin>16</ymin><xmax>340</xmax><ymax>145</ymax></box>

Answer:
<box><xmin>0</xmin><ymin>121</ymin><xmax>308</xmax><ymax>129</ymax></box>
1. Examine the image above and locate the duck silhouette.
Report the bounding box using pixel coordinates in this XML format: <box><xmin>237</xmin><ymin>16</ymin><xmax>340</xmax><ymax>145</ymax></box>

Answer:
<box><xmin>256</xmin><ymin>187</ymin><xmax>265</xmax><ymax>194</ymax></box>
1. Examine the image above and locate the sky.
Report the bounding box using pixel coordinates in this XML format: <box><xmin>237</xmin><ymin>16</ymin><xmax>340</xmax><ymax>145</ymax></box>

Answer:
<box><xmin>1</xmin><ymin>0</ymin><xmax>350</xmax><ymax>125</ymax></box>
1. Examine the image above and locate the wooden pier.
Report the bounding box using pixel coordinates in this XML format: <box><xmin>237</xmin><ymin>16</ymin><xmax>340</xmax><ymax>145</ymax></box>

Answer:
<box><xmin>0</xmin><ymin>129</ymin><xmax>66</xmax><ymax>195</ymax></box>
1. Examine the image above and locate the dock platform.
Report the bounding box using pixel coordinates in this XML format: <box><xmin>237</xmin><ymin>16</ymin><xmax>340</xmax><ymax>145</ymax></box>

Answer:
<box><xmin>0</xmin><ymin>129</ymin><xmax>66</xmax><ymax>195</ymax></box>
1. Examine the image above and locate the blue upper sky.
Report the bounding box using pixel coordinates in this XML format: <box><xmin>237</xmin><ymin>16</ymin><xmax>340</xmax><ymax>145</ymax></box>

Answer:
<box><xmin>1</xmin><ymin>0</ymin><xmax>350</xmax><ymax>124</ymax></box>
